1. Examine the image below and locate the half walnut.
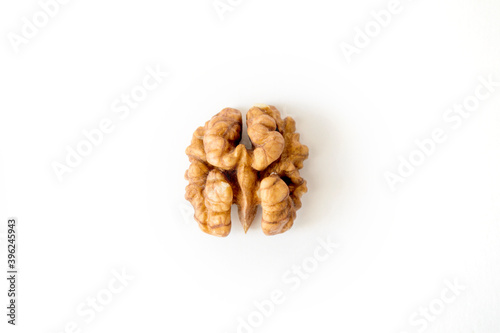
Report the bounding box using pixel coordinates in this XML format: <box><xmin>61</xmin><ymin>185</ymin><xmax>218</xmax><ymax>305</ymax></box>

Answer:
<box><xmin>185</xmin><ymin>104</ymin><xmax>308</xmax><ymax>236</ymax></box>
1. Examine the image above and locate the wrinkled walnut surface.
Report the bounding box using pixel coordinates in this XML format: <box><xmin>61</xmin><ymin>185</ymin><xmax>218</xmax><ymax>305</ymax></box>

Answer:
<box><xmin>185</xmin><ymin>104</ymin><xmax>309</xmax><ymax>237</ymax></box>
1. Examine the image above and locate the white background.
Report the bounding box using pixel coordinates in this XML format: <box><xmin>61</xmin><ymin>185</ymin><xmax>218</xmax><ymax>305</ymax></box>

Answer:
<box><xmin>1</xmin><ymin>0</ymin><xmax>499</xmax><ymax>332</ymax></box>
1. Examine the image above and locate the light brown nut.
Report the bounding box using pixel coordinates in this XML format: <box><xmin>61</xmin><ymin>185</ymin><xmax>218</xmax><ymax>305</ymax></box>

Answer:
<box><xmin>185</xmin><ymin>104</ymin><xmax>308</xmax><ymax>237</ymax></box>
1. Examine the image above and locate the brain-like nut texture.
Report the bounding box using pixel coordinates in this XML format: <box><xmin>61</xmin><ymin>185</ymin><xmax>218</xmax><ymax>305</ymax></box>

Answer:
<box><xmin>184</xmin><ymin>104</ymin><xmax>309</xmax><ymax>237</ymax></box>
